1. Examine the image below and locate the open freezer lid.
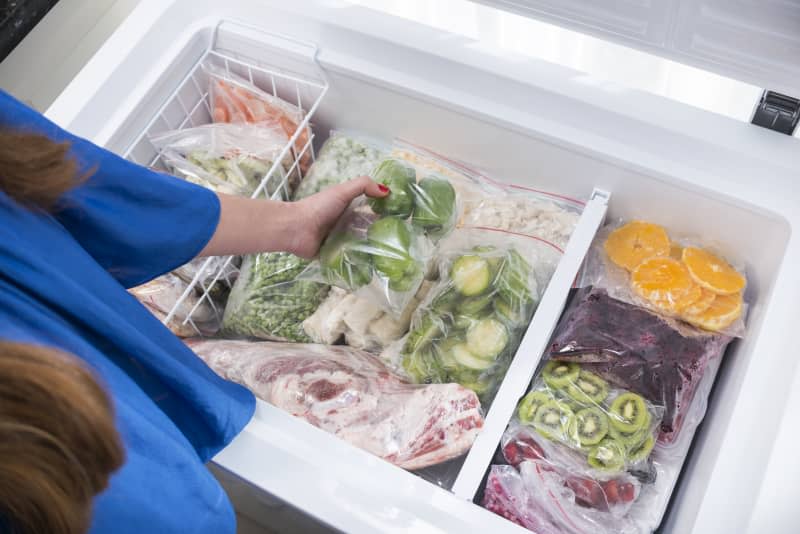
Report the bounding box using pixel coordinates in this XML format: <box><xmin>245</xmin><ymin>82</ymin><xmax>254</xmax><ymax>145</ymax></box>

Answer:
<box><xmin>475</xmin><ymin>0</ymin><xmax>800</xmax><ymax>98</ymax></box>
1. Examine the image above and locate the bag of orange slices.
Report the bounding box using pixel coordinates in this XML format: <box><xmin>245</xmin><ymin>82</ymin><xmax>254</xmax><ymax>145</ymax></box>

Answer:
<box><xmin>581</xmin><ymin>220</ymin><xmax>748</xmax><ymax>337</ymax></box>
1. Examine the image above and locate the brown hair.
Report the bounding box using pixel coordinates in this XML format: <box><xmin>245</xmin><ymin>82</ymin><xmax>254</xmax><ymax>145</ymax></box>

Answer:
<box><xmin>0</xmin><ymin>129</ymin><xmax>88</xmax><ymax>210</ymax></box>
<box><xmin>0</xmin><ymin>132</ymin><xmax>122</xmax><ymax>533</ymax></box>
<box><xmin>0</xmin><ymin>342</ymin><xmax>125</xmax><ymax>534</ymax></box>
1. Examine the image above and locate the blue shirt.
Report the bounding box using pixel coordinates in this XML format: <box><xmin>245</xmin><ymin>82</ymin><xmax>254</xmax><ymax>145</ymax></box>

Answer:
<box><xmin>0</xmin><ymin>90</ymin><xmax>255</xmax><ymax>533</ymax></box>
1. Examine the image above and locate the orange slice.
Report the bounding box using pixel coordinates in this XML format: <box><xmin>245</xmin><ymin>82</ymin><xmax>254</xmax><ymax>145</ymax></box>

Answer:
<box><xmin>631</xmin><ymin>257</ymin><xmax>694</xmax><ymax>313</ymax></box>
<box><xmin>680</xmin><ymin>287</ymin><xmax>716</xmax><ymax>315</ymax></box>
<box><xmin>604</xmin><ymin>221</ymin><xmax>670</xmax><ymax>271</ymax></box>
<box><xmin>669</xmin><ymin>243</ymin><xmax>683</xmax><ymax>260</ymax></box>
<box><xmin>682</xmin><ymin>247</ymin><xmax>746</xmax><ymax>295</ymax></box>
<box><xmin>682</xmin><ymin>292</ymin><xmax>743</xmax><ymax>332</ymax></box>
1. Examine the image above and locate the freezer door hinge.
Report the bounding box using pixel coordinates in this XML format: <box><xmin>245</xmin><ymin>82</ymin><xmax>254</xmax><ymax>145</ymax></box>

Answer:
<box><xmin>751</xmin><ymin>90</ymin><xmax>799</xmax><ymax>135</ymax></box>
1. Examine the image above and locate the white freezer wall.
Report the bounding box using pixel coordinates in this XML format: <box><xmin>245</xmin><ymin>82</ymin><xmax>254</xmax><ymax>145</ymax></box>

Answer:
<box><xmin>45</xmin><ymin>1</ymin><xmax>800</xmax><ymax>533</ymax></box>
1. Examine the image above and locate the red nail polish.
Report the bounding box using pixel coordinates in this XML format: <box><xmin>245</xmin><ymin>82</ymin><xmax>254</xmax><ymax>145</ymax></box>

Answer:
<box><xmin>378</xmin><ymin>184</ymin><xmax>389</xmax><ymax>193</ymax></box>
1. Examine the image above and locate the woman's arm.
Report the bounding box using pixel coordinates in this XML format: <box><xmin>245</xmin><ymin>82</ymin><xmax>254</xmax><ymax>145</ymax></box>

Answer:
<box><xmin>199</xmin><ymin>176</ymin><xmax>387</xmax><ymax>259</ymax></box>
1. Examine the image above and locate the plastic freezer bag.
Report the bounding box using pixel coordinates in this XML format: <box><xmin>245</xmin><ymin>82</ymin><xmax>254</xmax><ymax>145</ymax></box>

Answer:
<box><xmin>187</xmin><ymin>339</ymin><xmax>484</xmax><ymax>473</ymax></box>
<box><xmin>221</xmin><ymin>252</ymin><xmax>329</xmax><ymax>343</ymax></box>
<box><xmin>392</xmin><ymin>228</ymin><xmax>559</xmax><ymax>404</ymax></box>
<box><xmin>204</xmin><ymin>62</ymin><xmax>312</xmax><ymax>175</ymax></box>
<box><xmin>173</xmin><ymin>256</ymin><xmax>239</xmax><ymax>305</ymax></box>
<box><xmin>130</xmin><ymin>273</ymin><xmax>221</xmax><ymax>338</ymax></box>
<box><xmin>150</xmin><ymin>122</ymin><xmax>290</xmax><ymax>197</ymax></box>
<box><xmin>548</xmin><ymin>286</ymin><xmax>732</xmax><ymax>445</ymax></box>
<box><xmin>583</xmin><ymin>221</ymin><xmax>748</xmax><ymax>337</ymax></box>
<box><xmin>391</xmin><ymin>139</ymin><xmax>582</xmax><ymax>250</ymax></box>
<box><xmin>292</xmin><ymin>130</ymin><xmax>387</xmax><ymax>200</ymax></box>
<box><xmin>516</xmin><ymin>364</ymin><xmax>663</xmax><ymax>474</ymax></box>
<box><xmin>302</xmin><ymin>281</ymin><xmax>434</xmax><ymax>352</ymax></box>
<box><xmin>300</xmin><ymin>158</ymin><xmax>461</xmax><ymax>315</ymax></box>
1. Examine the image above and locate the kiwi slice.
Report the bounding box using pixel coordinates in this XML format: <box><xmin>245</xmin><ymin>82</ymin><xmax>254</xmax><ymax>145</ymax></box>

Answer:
<box><xmin>565</xmin><ymin>371</ymin><xmax>609</xmax><ymax>405</ymax></box>
<box><xmin>542</xmin><ymin>360</ymin><xmax>580</xmax><ymax>390</ymax></box>
<box><xmin>532</xmin><ymin>400</ymin><xmax>575</xmax><ymax>442</ymax></box>
<box><xmin>608</xmin><ymin>392</ymin><xmax>649</xmax><ymax>433</ymax></box>
<box><xmin>627</xmin><ymin>434</ymin><xmax>655</xmax><ymax>463</ymax></box>
<box><xmin>587</xmin><ymin>438</ymin><xmax>626</xmax><ymax>472</ymax></box>
<box><xmin>567</xmin><ymin>407</ymin><xmax>609</xmax><ymax>447</ymax></box>
<box><xmin>607</xmin><ymin>411</ymin><xmax>653</xmax><ymax>447</ymax></box>
<box><xmin>517</xmin><ymin>390</ymin><xmax>553</xmax><ymax>425</ymax></box>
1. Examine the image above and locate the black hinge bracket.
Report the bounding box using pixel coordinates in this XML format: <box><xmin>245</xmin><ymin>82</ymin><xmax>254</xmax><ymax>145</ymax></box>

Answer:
<box><xmin>751</xmin><ymin>90</ymin><xmax>799</xmax><ymax>135</ymax></box>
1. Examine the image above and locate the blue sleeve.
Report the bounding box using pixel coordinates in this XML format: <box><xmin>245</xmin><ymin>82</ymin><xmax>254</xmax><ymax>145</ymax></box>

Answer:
<box><xmin>0</xmin><ymin>90</ymin><xmax>220</xmax><ymax>288</ymax></box>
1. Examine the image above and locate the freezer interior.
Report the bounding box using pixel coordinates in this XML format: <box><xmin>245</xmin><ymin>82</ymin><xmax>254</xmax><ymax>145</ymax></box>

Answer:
<box><xmin>53</xmin><ymin>4</ymin><xmax>800</xmax><ymax>533</ymax></box>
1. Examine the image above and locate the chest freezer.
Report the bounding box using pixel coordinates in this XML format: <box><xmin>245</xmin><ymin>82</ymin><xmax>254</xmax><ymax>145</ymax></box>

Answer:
<box><xmin>44</xmin><ymin>1</ymin><xmax>800</xmax><ymax>532</ymax></box>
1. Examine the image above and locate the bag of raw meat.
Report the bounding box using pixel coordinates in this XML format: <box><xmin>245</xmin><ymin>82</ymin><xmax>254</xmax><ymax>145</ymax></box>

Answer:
<box><xmin>187</xmin><ymin>339</ymin><xmax>484</xmax><ymax>477</ymax></box>
<box><xmin>130</xmin><ymin>273</ymin><xmax>221</xmax><ymax>337</ymax></box>
<box><xmin>583</xmin><ymin>220</ymin><xmax>748</xmax><ymax>337</ymax></box>
<box><xmin>150</xmin><ymin>122</ymin><xmax>290</xmax><ymax>197</ymax></box>
<box><xmin>548</xmin><ymin>286</ymin><xmax>732</xmax><ymax>445</ymax></box>
<box><xmin>203</xmin><ymin>62</ymin><xmax>312</xmax><ymax>175</ymax></box>
<box><xmin>390</xmin><ymin>227</ymin><xmax>560</xmax><ymax>404</ymax></box>
<box><xmin>293</xmin><ymin>130</ymin><xmax>387</xmax><ymax>200</ymax></box>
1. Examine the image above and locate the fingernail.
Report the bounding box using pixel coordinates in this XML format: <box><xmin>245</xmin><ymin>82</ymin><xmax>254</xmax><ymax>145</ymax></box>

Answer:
<box><xmin>378</xmin><ymin>184</ymin><xmax>389</xmax><ymax>193</ymax></box>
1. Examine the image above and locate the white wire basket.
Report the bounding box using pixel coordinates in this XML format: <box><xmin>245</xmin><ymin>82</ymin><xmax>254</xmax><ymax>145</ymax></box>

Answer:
<box><xmin>124</xmin><ymin>23</ymin><xmax>329</xmax><ymax>336</ymax></box>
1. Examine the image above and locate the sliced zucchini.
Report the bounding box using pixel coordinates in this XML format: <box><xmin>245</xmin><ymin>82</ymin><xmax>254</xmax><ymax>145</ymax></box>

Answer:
<box><xmin>458</xmin><ymin>293</ymin><xmax>494</xmax><ymax>316</ymax></box>
<box><xmin>451</xmin><ymin>343</ymin><xmax>494</xmax><ymax>370</ymax></box>
<box><xmin>466</xmin><ymin>319</ymin><xmax>509</xmax><ymax>360</ymax></box>
<box><xmin>450</xmin><ymin>255</ymin><xmax>491</xmax><ymax>296</ymax></box>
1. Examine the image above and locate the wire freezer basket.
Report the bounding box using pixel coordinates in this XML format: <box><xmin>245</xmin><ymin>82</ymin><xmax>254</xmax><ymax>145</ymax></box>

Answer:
<box><xmin>124</xmin><ymin>24</ymin><xmax>328</xmax><ymax>336</ymax></box>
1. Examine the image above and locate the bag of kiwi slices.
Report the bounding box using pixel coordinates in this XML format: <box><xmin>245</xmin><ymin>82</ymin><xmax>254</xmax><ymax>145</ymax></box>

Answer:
<box><xmin>392</xmin><ymin>227</ymin><xmax>561</xmax><ymax>405</ymax></box>
<box><xmin>515</xmin><ymin>359</ymin><xmax>665</xmax><ymax>475</ymax></box>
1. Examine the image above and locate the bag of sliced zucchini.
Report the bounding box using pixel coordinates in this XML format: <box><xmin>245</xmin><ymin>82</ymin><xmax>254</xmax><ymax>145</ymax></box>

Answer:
<box><xmin>394</xmin><ymin>228</ymin><xmax>560</xmax><ymax>404</ymax></box>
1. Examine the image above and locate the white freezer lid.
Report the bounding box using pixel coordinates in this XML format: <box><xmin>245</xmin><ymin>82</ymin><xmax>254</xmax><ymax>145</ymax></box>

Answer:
<box><xmin>475</xmin><ymin>0</ymin><xmax>800</xmax><ymax>98</ymax></box>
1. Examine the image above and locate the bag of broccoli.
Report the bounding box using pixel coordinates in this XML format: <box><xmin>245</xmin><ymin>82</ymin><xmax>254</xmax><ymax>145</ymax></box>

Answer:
<box><xmin>292</xmin><ymin>130</ymin><xmax>387</xmax><ymax>200</ymax></box>
<box><xmin>391</xmin><ymin>228</ymin><xmax>558</xmax><ymax>405</ymax></box>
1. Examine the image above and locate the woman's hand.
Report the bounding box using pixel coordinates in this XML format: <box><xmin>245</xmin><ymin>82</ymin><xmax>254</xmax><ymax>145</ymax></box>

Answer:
<box><xmin>198</xmin><ymin>176</ymin><xmax>388</xmax><ymax>259</ymax></box>
<box><xmin>291</xmin><ymin>176</ymin><xmax>388</xmax><ymax>259</ymax></box>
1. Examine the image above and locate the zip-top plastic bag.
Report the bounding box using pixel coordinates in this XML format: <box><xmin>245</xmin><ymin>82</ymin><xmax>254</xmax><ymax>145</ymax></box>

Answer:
<box><xmin>302</xmin><ymin>281</ymin><xmax>435</xmax><ymax>351</ymax></box>
<box><xmin>220</xmin><ymin>252</ymin><xmax>329</xmax><ymax>343</ymax></box>
<box><xmin>293</xmin><ymin>130</ymin><xmax>388</xmax><ymax>200</ymax></box>
<box><xmin>187</xmin><ymin>339</ymin><xmax>484</xmax><ymax>479</ymax></box>
<box><xmin>130</xmin><ymin>273</ymin><xmax>221</xmax><ymax>338</ymax></box>
<box><xmin>300</xmin><ymin>157</ymin><xmax>466</xmax><ymax>315</ymax></box>
<box><xmin>174</xmin><ymin>256</ymin><xmax>239</xmax><ymax>305</ymax></box>
<box><xmin>391</xmin><ymin>139</ymin><xmax>583</xmax><ymax>249</ymax></box>
<box><xmin>516</xmin><ymin>363</ymin><xmax>664</xmax><ymax>475</ymax></box>
<box><xmin>150</xmin><ymin>122</ymin><xmax>290</xmax><ymax>198</ymax></box>
<box><xmin>203</xmin><ymin>62</ymin><xmax>312</xmax><ymax>175</ymax></box>
<box><xmin>548</xmin><ymin>286</ymin><xmax>732</xmax><ymax>445</ymax></box>
<box><xmin>390</xmin><ymin>228</ymin><xmax>559</xmax><ymax>404</ymax></box>
<box><xmin>583</xmin><ymin>220</ymin><xmax>748</xmax><ymax>337</ymax></box>
<box><xmin>219</xmin><ymin>131</ymin><xmax>389</xmax><ymax>343</ymax></box>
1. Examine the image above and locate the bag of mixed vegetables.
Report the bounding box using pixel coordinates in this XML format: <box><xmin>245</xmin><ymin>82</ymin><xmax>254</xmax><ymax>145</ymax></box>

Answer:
<box><xmin>203</xmin><ymin>62</ymin><xmax>312</xmax><ymax>176</ymax></box>
<box><xmin>219</xmin><ymin>131</ymin><xmax>390</xmax><ymax>342</ymax></box>
<box><xmin>393</xmin><ymin>228</ymin><xmax>554</xmax><ymax>404</ymax></box>
<box><xmin>300</xmin><ymin>157</ymin><xmax>461</xmax><ymax>315</ymax></box>
<box><xmin>150</xmin><ymin>122</ymin><xmax>290</xmax><ymax>198</ymax></box>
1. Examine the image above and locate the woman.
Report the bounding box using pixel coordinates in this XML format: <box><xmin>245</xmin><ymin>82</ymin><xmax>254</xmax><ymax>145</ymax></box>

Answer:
<box><xmin>0</xmin><ymin>89</ymin><xmax>387</xmax><ymax>533</ymax></box>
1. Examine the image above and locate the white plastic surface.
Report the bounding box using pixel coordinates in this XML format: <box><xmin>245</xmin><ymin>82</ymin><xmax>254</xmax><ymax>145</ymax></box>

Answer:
<box><xmin>475</xmin><ymin>0</ymin><xmax>800</xmax><ymax>97</ymax></box>
<box><xmin>45</xmin><ymin>1</ymin><xmax>800</xmax><ymax>533</ymax></box>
